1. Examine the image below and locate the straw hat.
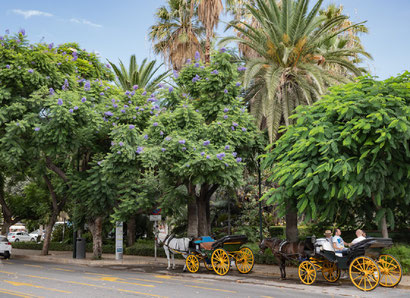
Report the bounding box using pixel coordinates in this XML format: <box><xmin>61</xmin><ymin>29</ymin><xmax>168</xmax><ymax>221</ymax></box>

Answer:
<box><xmin>324</xmin><ymin>230</ymin><xmax>332</xmax><ymax>236</ymax></box>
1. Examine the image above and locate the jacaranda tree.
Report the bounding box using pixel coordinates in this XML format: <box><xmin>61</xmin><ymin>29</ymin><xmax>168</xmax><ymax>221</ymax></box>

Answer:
<box><xmin>262</xmin><ymin>74</ymin><xmax>410</xmax><ymax>238</ymax></box>
<box><xmin>141</xmin><ymin>50</ymin><xmax>261</xmax><ymax>236</ymax></box>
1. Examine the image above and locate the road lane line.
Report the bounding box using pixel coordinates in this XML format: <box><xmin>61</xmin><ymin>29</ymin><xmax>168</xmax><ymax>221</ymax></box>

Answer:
<box><xmin>118</xmin><ymin>289</ymin><xmax>168</xmax><ymax>298</ymax></box>
<box><xmin>0</xmin><ymin>287</ymin><xmax>42</xmax><ymax>298</ymax></box>
<box><xmin>152</xmin><ymin>274</ymin><xmax>211</xmax><ymax>284</ymax></box>
<box><xmin>4</xmin><ymin>280</ymin><xmax>71</xmax><ymax>294</ymax></box>
<box><xmin>23</xmin><ymin>264</ymin><xmax>42</xmax><ymax>268</ymax></box>
<box><xmin>129</xmin><ymin>278</ymin><xmax>164</xmax><ymax>284</ymax></box>
<box><xmin>0</xmin><ymin>270</ymin><xmax>16</xmax><ymax>275</ymax></box>
<box><xmin>85</xmin><ymin>276</ymin><xmax>155</xmax><ymax>287</ymax></box>
<box><xmin>84</xmin><ymin>272</ymin><xmax>112</xmax><ymax>276</ymax></box>
<box><xmin>52</xmin><ymin>267</ymin><xmax>74</xmax><ymax>272</ymax></box>
<box><xmin>184</xmin><ymin>285</ymin><xmax>237</xmax><ymax>293</ymax></box>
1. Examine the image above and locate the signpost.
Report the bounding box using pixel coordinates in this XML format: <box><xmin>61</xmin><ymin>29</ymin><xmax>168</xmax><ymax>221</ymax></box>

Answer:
<box><xmin>150</xmin><ymin>209</ymin><xmax>162</xmax><ymax>261</ymax></box>
<box><xmin>115</xmin><ymin>221</ymin><xmax>123</xmax><ymax>260</ymax></box>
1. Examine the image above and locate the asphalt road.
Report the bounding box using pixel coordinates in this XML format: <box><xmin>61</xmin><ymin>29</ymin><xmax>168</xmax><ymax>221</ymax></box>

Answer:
<box><xmin>0</xmin><ymin>258</ymin><xmax>408</xmax><ymax>298</ymax></box>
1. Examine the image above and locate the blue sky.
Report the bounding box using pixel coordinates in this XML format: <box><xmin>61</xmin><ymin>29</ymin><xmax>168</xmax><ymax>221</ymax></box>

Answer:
<box><xmin>1</xmin><ymin>0</ymin><xmax>410</xmax><ymax>79</ymax></box>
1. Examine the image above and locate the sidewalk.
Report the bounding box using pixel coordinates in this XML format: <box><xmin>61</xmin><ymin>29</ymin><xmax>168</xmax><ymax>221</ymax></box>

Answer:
<box><xmin>10</xmin><ymin>248</ymin><xmax>410</xmax><ymax>289</ymax></box>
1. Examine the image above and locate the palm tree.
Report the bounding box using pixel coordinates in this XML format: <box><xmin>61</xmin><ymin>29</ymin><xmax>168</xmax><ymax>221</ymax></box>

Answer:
<box><xmin>149</xmin><ymin>0</ymin><xmax>205</xmax><ymax>70</ymax></box>
<box><xmin>221</xmin><ymin>0</ymin><xmax>371</xmax><ymax>242</ymax></box>
<box><xmin>191</xmin><ymin>0</ymin><xmax>224</xmax><ymax>63</ymax></box>
<box><xmin>107</xmin><ymin>56</ymin><xmax>169</xmax><ymax>92</ymax></box>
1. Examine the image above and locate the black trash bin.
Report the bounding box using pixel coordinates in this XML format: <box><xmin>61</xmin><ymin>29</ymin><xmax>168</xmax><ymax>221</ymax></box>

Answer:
<box><xmin>76</xmin><ymin>238</ymin><xmax>86</xmax><ymax>259</ymax></box>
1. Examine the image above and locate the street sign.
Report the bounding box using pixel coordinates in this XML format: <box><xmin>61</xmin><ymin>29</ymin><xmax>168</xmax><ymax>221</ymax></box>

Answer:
<box><xmin>115</xmin><ymin>221</ymin><xmax>123</xmax><ymax>260</ymax></box>
<box><xmin>149</xmin><ymin>215</ymin><xmax>161</xmax><ymax>221</ymax></box>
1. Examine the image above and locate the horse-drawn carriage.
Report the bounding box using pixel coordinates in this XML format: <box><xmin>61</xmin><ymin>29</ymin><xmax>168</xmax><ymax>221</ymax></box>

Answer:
<box><xmin>299</xmin><ymin>237</ymin><xmax>402</xmax><ymax>291</ymax></box>
<box><xmin>185</xmin><ymin>235</ymin><xmax>255</xmax><ymax>276</ymax></box>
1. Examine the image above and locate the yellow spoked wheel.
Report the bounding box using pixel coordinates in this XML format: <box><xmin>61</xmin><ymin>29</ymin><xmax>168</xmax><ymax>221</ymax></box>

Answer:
<box><xmin>298</xmin><ymin>261</ymin><xmax>317</xmax><ymax>285</ymax></box>
<box><xmin>186</xmin><ymin>254</ymin><xmax>200</xmax><ymax>273</ymax></box>
<box><xmin>235</xmin><ymin>247</ymin><xmax>255</xmax><ymax>274</ymax></box>
<box><xmin>203</xmin><ymin>259</ymin><xmax>213</xmax><ymax>271</ymax></box>
<box><xmin>321</xmin><ymin>261</ymin><xmax>341</xmax><ymax>283</ymax></box>
<box><xmin>378</xmin><ymin>254</ymin><xmax>402</xmax><ymax>287</ymax></box>
<box><xmin>349</xmin><ymin>256</ymin><xmax>380</xmax><ymax>291</ymax></box>
<box><xmin>211</xmin><ymin>248</ymin><xmax>230</xmax><ymax>276</ymax></box>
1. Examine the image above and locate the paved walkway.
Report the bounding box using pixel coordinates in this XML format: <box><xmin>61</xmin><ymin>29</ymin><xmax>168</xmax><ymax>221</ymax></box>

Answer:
<box><xmin>10</xmin><ymin>248</ymin><xmax>410</xmax><ymax>289</ymax></box>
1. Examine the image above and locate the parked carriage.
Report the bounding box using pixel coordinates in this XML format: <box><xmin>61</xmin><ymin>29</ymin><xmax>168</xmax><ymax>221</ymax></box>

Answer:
<box><xmin>298</xmin><ymin>237</ymin><xmax>402</xmax><ymax>291</ymax></box>
<box><xmin>185</xmin><ymin>235</ymin><xmax>255</xmax><ymax>276</ymax></box>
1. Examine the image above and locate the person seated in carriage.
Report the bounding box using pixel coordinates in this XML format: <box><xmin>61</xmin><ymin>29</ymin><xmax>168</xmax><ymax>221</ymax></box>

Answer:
<box><xmin>349</xmin><ymin>229</ymin><xmax>366</xmax><ymax>246</ymax></box>
<box><xmin>332</xmin><ymin>228</ymin><xmax>348</xmax><ymax>252</ymax></box>
<box><xmin>324</xmin><ymin>230</ymin><xmax>333</xmax><ymax>244</ymax></box>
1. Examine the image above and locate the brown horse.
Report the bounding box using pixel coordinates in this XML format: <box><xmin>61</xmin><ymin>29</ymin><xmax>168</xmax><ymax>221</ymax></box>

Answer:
<box><xmin>259</xmin><ymin>238</ymin><xmax>312</xmax><ymax>279</ymax></box>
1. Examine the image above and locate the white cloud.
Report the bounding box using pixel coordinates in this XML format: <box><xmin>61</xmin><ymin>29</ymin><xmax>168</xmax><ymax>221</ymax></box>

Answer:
<box><xmin>70</xmin><ymin>18</ymin><xmax>102</xmax><ymax>28</ymax></box>
<box><xmin>12</xmin><ymin>9</ymin><xmax>53</xmax><ymax>19</ymax></box>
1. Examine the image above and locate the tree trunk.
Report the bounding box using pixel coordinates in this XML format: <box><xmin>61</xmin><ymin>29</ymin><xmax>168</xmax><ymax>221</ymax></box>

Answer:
<box><xmin>41</xmin><ymin>212</ymin><xmax>57</xmax><ymax>255</ymax></box>
<box><xmin>89</xmin><ymin>217</ymin><xmax>103</xmax><ymax>259</ymax></box>
<box><xmin>0</xmin><ymin>174</ymin><xmax>15</xmax><ymax>235</ymax></box>
<box><xmin>197</xmin><ymin>195</ymin><xmax>210</xmax><ymax>236</ymax></box>
<box><xmin>187</xmin><ymin>198</ymin><xmax>198</xmax><ymax>237</ymax></box>
<box><xmin>205</xmin><ymin>37</ymin><xmax>211</xmax><ymax>64</ymax></box>
<box><xmin>127</xmin><ymin>217</ymin><xmax>136</xmax><ymax>246</ymax></box>
<box><xmin>285</xmin><ymin>199</ymin><xmax>298</xmax><ymax>242</ymax></box>
<box><xmin>380</xmin><ymin>214</ymin><xmax>389</xmax><ymax>238</ymax></box>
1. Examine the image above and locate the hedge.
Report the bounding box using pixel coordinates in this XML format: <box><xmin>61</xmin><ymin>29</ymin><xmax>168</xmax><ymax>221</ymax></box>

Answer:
<box><xmin>11</xmin><ymin>241</ymin><xmax>115</xmax><ymax>254</ymax></box>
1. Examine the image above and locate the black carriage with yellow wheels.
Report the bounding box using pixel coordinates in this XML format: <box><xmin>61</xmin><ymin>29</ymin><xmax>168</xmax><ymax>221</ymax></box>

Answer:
<box><xmin>185</xmin><ymin>235</ymin><xmax>255</xmax><ymax>276</ymax></box>
<box><xmin>298</xmin><ymin>237</ymin><xmax>402</xmax><ymax>292</ymax></box>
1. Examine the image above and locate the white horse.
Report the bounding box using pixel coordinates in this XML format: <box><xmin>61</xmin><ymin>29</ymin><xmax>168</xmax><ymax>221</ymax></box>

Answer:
<box><xmin>157</xmin><ymin>232</ymin><xmax>190</xmax><ymax>271</ymax></box>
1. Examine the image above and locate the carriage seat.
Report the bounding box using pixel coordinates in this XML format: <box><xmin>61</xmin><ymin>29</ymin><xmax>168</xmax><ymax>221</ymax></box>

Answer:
<box><xmin>211</xmin><ymin>235</ymin><xmax>248</xmax><ymax>249</ymax></box>
<box><xmin>193</xmin><ymin>236</ymin><xmax>215</xmax><ymax>250</ymax></box>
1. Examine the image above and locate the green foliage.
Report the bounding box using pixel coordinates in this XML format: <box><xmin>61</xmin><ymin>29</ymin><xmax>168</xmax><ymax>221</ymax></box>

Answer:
<box><xmin>51</xmin><ymin>224</ymin><xmax>73</xmax><ymax>243</ymax></box>
<box><xmin>262</xmin><ymin>74</ymin><xmax>410</xmax><ymax>229</ymax></box>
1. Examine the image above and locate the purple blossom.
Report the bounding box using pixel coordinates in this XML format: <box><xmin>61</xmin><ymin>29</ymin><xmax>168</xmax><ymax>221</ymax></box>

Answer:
<box><xmin>81</xmin><ymin>97</ymin><xmax>86</xmax><ymax>103</ymax></box>
<box><xmin>111</xmin><ymin>141</ymin><xmax>115</xmax><ymax>146</ymax></box>
<box><xmin>119</xmin><ymin>142</ymin><xmax>124</xmax><ymax>147</ymax></box>
<box><xmin>165</xmin><ymin>136</ymin><xmax>171</xmax><ymax>141</ymax></box>
<box><xmin>223</xmin><ymin>108</ymin><xmax>229</xmax><ymax>113</ymax></box>
<box><xmin>133</xmin><ymin>116</ymin><xmax>136</xmax><ymax>119</ymax></box>
<box><xmin>144</xmin><ymin>134</ymin><xmax>148</xmax><ymax>140</ymax></box>
<box><xmin>62</xmin><ymin>79</ymin><xmax>69</xmax><ymax>90</ymax></box>
<box><xmin>231</xmin><ymin>126</ymin><xmax>235</xmax><ymax>131</ymax></box>
<box><xmin>225</xmin><ymin>163</ymin><xmax>229</xmax><ymax>167</ymax></box>
<box><xmin>224</xmin><ymin>89</ymin><xmax>228</xmax><ymax>94</ymax></box>
<box><xmin>169</xmin><ymin>87</ymin><xmax>174</xmax><ymax>93</ymax></box>
<box><xmin>129</xmin><ymin>125</ymin><xmax>135</xmax><ymax>129</ymax></box>
<box><xmin>121</xmin><ymin>109</ymin><xmax>125</xmax><ymax>113</ymax></box>
<box><xmin>84</xmin><ymin>81</ymin><xmax>91</xmax><ymax>91</ymax></box>
<box><xmin>113</xmin><ymin>123</ymin><xmax>116</xmax><ymax>126</ymax></box>
<box><xmin>241</xmin><ymin>127</ymin><xmax>247</xmax><ymax>132</ymax></box>
<box><xmin>124</xmin><ymin>105</ymin><xmax>129</xmax><ymax>108</ymax></box>
<box><xmin>69</xmin><ymin>109</ymin><xmax>73</xmax><ymax>113</ymax></box>
<box><xmin>6</xmin><ymin>65</ymin><xmax>10</xmax><ymax>69</ymax></box>
<box><xmin>117</xmin><ymin>151</ymin><xmax>121</xmax><ymax>154</ymax></box>
<box><xmin>194</xmin><ymin>63</ymin><xmax>200</xmax><ymax>67</ymax></box>
<box><xmin>220</xmin><ymin>47</ymin><xmax>226</xmax><ymax>53</ymax></box>
<box><xmin>106</xmin><ymin>64</ymin><xmax>111</xmax><ymax>68</ymax></box>
<box><xmin>74</xmin><ymin>106</ymin><xmax>78</xmax><ymax>110</ymax></box>
<box><xmin>182</xmin><ymin>147</ymin><xmax>186</xmax><ymax>151</ymax></box>
<box><xmin>232</xmin><ymin>152</ymin><xmax>237</xmax><ymax>157</ymax></box>
<box><xmin>236</xmin><ymin>157</ymin><xmax>242</xmax><ymax>163</ymax></box>
<box><xmin>48</xmin><ymin>43</ymin><xmax>54</xmax><ymax>49</ymax></box>
<box><xmin>161</xmin><ymin>148</ymin><xmax>166</xmax><ymax>152</ymax></box>
<box><xmin>142</xmin><ymin>91</ymin><xmax>147</xmax><ymax>96</ymax></box>
<box><xmin>100</xmin><ymin>92</ymin><xmax>104</xmax><ymax>96</ymax></box>
<box><xmin>18</xmin><ymin>29</ymin><xmax>26</xmax><ymax>36</ymax></box>
<box><xmin>236</xmin><ymin>82</ymin><xmax>241</xmax><ymax>87</ymax></box>
<box><xmin>186</xmin><ymin>164</ymin><xmax>190</xmax><ymax>167</ymax></box>
<box><xmin>28</xmin><ymin>69</ymin><xmax>33</xmax><ymax>73</ymax></box>
<box><xmin>173</xmin><ymin>70</ymin><xmax>179</xmax><ymax>79</ymax></box>
<box><xmin>104</xmin><ymin>111</ymin><xmax>113</xmax><ymax>116</ymax></box>
<box><xmin>223</xmin><ymin>115</ymin><xmax>228</xmax><ymax>119</ymax></box>
<box><xmin>112</xmin><ymin>98</ymin><xmax>116</xmax><ymax>104</ymax></box>
<box><xmin>136</xmin><ymin>147</ymin><xmax>144</xmax><ymax>154</ymax></box>
<box><xmin>225</xmin><ymin>145</ymin><xmax>230</xmax><ymax>150</ymax></box>
<box><xmin>216</xmin><ymin>152</ymin><xmax>226</xmax><ymax>160</ymax></box>
<box><xmin>57</xmin><ymin>62</ymin><xmax>62</xmax><ymax>66</ymax></box>
<box><xmin>125</xmin><ymin>91</ymin><xmax>130</xmax><ymax>96</ymax></box>
<box><xmin>206</xmin><ymin>155</ymin><xmax>210</xmax><ymax>159</ymax></box>
<box><xmin>232</xmin><ymin>122</ymin><xmax>238</xmax><ymax>127</ymax></box>
<box><xmin>192</xmin><ymin>74</ymin><xmax>201</xmax><ymax>82</ymax></box>
<box><xmin>200</xmin><ymin>66</ymin><xmax>205</xmax><ymax>69</ymax></box>
<box><xmin>97</xmin><ymin>161</ymin><xmax>102</xmax><ymax>166</ymax></box>
<box><xmin>113</xmin><ymin>104</ymin><xmax>118</xmax><ymax>108</ymax></box>
<box><xmin>211</xmin><ymin>70</ymin><xmax>219</xmax><ymax>75</ymax></box>
<box><xmin>160</xmin><ymin>131</ymin><xmax>164</xmax><ymax>136</ymax></box>
<box><xmin>16</xmin><ymin>123</ymin><xmax>20</xmax><ymax>126</ymax></box>
<box><xmin>135</xmin><ymin>106</ymin><xmax>139</xmax><ymax>111</ymax></box>
<box><xmin>178</xmin><ymin>140</ymin><xmax>186</xmax><ymax>144</ymax></box>
<box><xmin>201</xmin><ymin>152</ymin><xmax>205</xmax><ymax>156</ymax></box>
<box><xmin>34</xmin><ymin>127</ymin><xmax>40</xmax><ymax>131</ymax></box>
<box><xmin>195</xmin><ymin>51</ymin><xmax>200</xmax><ymax>61</ymax></box>
<box><xmin>133</xmin><ymin>85</ymin><xmax>138</xmax><ymax>90</ymax></box>
<box><xmin>57</xmin><ymin>98</ymin><xmax>63</xmax><ymax>106</ymax></box>
<box><xmin>49</xmin><ymin>88</ymin><xmax>54</xmax><ymax>95</ymax></box>
<box><xmin>5</xmin><ymin>29</ymin><xmax>9</xmax><ymax>34</ymax></box>
<box><xmin>195</xmin><ymin>109</ymin><xmax>199</xmax><ymax>112</ymax></box>
<box><xmin>153</xmin><ymin>122</ymin><xmax>158</xmax><ymax>127</ymax></box>
<box><xmin>186</xmin><ymin>58</ymin><xmax>191</xmax><ymax>64</ymax></box>
<box><xmin>203</xmin><ymin>140</ymin><xmax>210</xmax><ymax>146</ymax></box>
<box><xmin>237</xmin><ymin>66</ymin><xmax>247</xmax><ymax>72</ymax></box>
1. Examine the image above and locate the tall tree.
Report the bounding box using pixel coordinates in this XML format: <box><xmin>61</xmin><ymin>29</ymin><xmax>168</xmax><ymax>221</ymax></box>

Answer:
<box><xmin>149</xmin><ymin>0</ymin><xmax>205</xmax><ymax>70</ymax></box>
<box><xmin>107</xmin><ymin>56</ymin><xmax>169</xmax><ymax>92</ymax></box>
<box><xmin>192</xmin><ymin>0</ymin><xmax>224</xmax><ymax>63</ymax></box>
<box><xmin>221</xmin><ymin>0</ymin><xmax>371</xmax><ymax>241</ymax></box>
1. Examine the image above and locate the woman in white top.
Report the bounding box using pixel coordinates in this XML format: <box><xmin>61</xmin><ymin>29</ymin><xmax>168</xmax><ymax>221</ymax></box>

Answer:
<box><xmin>349</xmin><ymin>229</ymin><xmax>366</xmax><ymax>246</ymax></box>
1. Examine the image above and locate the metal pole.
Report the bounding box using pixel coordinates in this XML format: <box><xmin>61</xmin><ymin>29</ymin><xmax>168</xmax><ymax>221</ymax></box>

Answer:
<box><xmin>258</xmin><ymin>159</ymin><xmax>263</xmax><ymax>241</ymax></box>
<box><xmin>72</xmin><ymin>227</ymin><xmax>77</xmax><ymax>259</ymax></box>
<box><xmin>228</xmin><ymin>197</ymin><xmax>231</xmax><ymax>235</ymax></box>
<box><xmin>154</xmin><ymin>221</ymin><xmax>157</xmax><ymax>261</ymax></box>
